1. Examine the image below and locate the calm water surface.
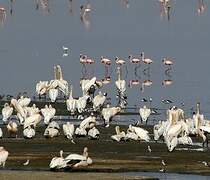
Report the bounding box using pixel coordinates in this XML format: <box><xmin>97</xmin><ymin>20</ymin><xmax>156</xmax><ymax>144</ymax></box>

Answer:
<box><xmin>0</xmin><ymin>0</ymin><xmax>210</xmax><ymax>117</ymax></box>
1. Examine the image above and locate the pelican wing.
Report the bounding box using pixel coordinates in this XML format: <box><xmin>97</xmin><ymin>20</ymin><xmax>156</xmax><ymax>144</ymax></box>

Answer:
<box><xmin>200</xmin><ymin>126</ymin><xmax>210</xmax><ymax>133</ymax></box>
<box><xmin>49</xmin><ymin>88</ymin><xmax>58</xmax><ymax>102</ymax></box>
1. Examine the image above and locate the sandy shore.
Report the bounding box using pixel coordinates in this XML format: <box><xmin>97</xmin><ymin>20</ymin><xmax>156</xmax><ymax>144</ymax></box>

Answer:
<box><xmin>0</xmin><ymin>124</ymin><xmax>210</xmax><ymax>177</ymax></box>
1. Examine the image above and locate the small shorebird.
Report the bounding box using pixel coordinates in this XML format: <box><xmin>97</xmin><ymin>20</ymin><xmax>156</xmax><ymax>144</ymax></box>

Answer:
<box><xmin>147</xmin><ymin>145</ymin><xmax>152</xmax><ymax>153</ymax></box>
<box><xmin>161</xmin><ymin>159</ymin><xmax>166</xmax><ymax>166</ymax></box>
<box><xmin>23</xmin><ymin>159</ymin><xmax>30</xmax><ymax>166</ymax></box>
<box><xmin>161</xmin><ymin>99</ymin><xmax>173</xmax><ymax>104</ymax></box>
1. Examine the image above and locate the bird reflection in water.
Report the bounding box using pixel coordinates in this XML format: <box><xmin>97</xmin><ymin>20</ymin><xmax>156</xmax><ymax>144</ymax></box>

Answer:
<box><xmin>0</xmin><ymin>6</ymin><xmax>6</xmax><ymax>26</ymax></box>
<box><xmin>141</xmin><ymin>52</ymin><xmax>153</xmax><ymax>78</ymax></box>
<box><xmin>197</xmin><ymin>0</ymin><xmax>206</xmax><ymax>15</ymax></box>
<box><xmin>141</xmin><ymin>79</ymin><xmax>153</xmax><ymax>93</ymax></box>
<box><xmin>159</xmin><ymin>0</ymin><xmax>171</xmax><ymax>21</ymax></box>
<box><xmin>9</xmin><ymin>0</ymin><xmax>15</xmax><ymax>15</ymax></box>
<box><xmin>80</xmin><ymin>1</ymin><xmax>92</xmax><ymax>30</ymax></box>
<box><xmin>35</xmin><ymin>0</ymin><xmax>50</xmax><ymax>14</ymax></box>
<box><xmin>121</xmin><ymin>0</ymin><xmax>130</xmax><ymax>9</ymax></box>
<box><xmin>67</xmin><ymin>0</ymin><xmax>74</xmax><ymax>15</ymax></box>
<box><xmin>101</xmin><ymin>57</ymin><xmax>112</xmax><ymax>85</ymax></box>
<box><xmin>162</xmin><ymin>57</ymin><xmax>173</xmax><ymax>77</ymax></box>
<box><xmin>162</xmin><ymin>57</ymin><xmax>173</xmax><ymax>87</ymax></box>
<box><xmin>162</xmin><ymin>79</ymin><xmax>173</xmax><ymax>86</ymax></box>
<box><xmin>128</xmin><ymin>54</ymin><xmax>141</xmax><ymax>88</ymax></box>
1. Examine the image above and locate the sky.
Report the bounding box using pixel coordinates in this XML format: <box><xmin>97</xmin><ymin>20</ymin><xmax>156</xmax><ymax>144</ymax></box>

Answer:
<box><xmin>0</xmin><ymin>0</ymin><xmax>210</xmax><ymax>114</ymax></box>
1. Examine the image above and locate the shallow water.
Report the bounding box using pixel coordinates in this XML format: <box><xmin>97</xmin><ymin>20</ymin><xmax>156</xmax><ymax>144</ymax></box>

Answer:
<box><xmin>0</xmin><ymin>1</ymin><xmax>210</xmax><ymax>116</ymax></box>
<box><xmin>123</xmin><ymin>172</ymin><xmax>210</xmax><ymax>180</ymax></box>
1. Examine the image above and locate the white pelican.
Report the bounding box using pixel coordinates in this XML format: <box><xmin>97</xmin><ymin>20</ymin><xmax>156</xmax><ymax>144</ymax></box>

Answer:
<box><xmin>101</xmin><ymin>105</ymin><xmax>121</xmax><ymax>127</ymax></box>
<box><xmin>80</xmin><ymin>115</ymin><xmax>96</xmax><ymax>130</ymax></box>
<box><xmin>18</xmin><ymin>96</ymin><xmax>31</xmax><ymax>107</ymax></box>
<box><xmin>0</xmin><ymin>147</ymin><xmax>9</xmax><ymax>168</ymax></box>
<box><xmin>111</xmin><ymin>126</ymin><xmax>125</xmax><ymax>142</ymax></box>
<box><xmin>64</xmin><ymin>147</ymin><xmax>92</xmax><ymax>168</ymax></box>
<box><xmin>92</xmin><ymin>91</ymin><xmax>107</xmax><ymax>111</ymax></box>
<box><xmin>75</xmin><ymin>127</ymin><xmax>87</xmax><ymax>137</ymax></box>
<box><xmin>63</xmin><ymin>122</ymin><xmax>75</xmax><ymax>143</ymax></box>
<box><xmin>41</xmin><ymin>104</ymin><xmax>56</xmax><ymax>125</ymax></box>
<box><xmin>139</xmin><ymin>105</ymin><xmax>151</xmax><ymax>124</ymax></box>
<box><xmin>88</xmin><ymin>127</ymin><xmax>100</xmax><ymax>139</ymax></box>
<box><xmin>2</xmin><ymin>103</ymin><xmax>13</xmax><ymax>123</ymax></box>
<box><xmin>7</xmin><ymin>121</ymin><xmax>18</xmax><ymax>138</ymax></box>
<box><xmin>49</xmin><ymin>88</ymin><xmax>58</xmax><ymax>102</ymax></box>
<box><xmin>11</xmin><ymin>98</ymin><xmax>26</xmax><ymax>120</ymax></box>
<box><xmin>44</xmin><ymin>126</ymin><xmax>60</xmax><ymax>138</ymax></box>
<box><xmin>25</xmin><ymin>104</ymin><xmax>40</xmax><ymax>116</ymax></box>
<box><xmin>44</xmin><ymin>121</ymin><xmax>60</xmax><ymax>138</ymax></box>
<box><xmin>23</xmin><ymin>126</ymin><xmax>36</xmax><ymax>139</ymax></box>
<box><xmin>177</xmin><ymin>136</ymin><xmax>193</xmax><ymax>145</ymax></box>
<box><xmin>124</xmin><ymin>128</ymin><xmax>139</xmax><ymax>141</ymax></box>
<box><xmin>50</xmin><ymin>150</ymin><xmax>66</xmax><ymax>169</ymax></box>
<box><xmin>80</xmin><ymin>77</ymin><xmax>100</xmax><ymax>96</ymax></box>
<box><xmin>76</xmin><ymin>94</ymin><xmax>90</xmax><ymax>113</ymax></box>
<box><xmin>24</xmin><ymin>114</ymin><xmax>42</xmax><ymax>129</ymax></box>
<box><xmin>36</xmin><ymin>81</ymin><xmax>49</xmax><ymax>95</ymax></box>
<box><xmin>128</xmin><ymin>125</ymin><xmax>150</xmax><ymax>142</ymax></box>
<box><xmin>115</xmin><ymin>66</ymin><xmax>126</xmax><ymax>107</ymax></box>
<box><xmin>66</xmin><ymin>86</ymin><xmax>77</xmax><ymax>115</ymax></box>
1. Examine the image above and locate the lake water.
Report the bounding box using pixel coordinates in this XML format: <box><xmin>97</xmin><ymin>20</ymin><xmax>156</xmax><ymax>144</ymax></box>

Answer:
<box><xmin>123</xmin><ymin>172</ymin><xmax>210</xmax><ymax>180</ymax></box>
<box><xmin>0</xmin><ymin>0</ymin><xmax>210</xmax><ymax>118</ymax></box>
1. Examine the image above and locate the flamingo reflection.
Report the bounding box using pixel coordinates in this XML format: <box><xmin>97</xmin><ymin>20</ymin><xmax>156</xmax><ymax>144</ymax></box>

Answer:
<box><xmin>159</xmin><ymin>0</ymin><xmax>171</xmax><ymax>21</ymax></box>
<box><xmin>141</xmin><ymin>52</ymin><xmax>153</xmax><ymax>77</ymax></box>
<box><xmin>128</xmin><ymin>54</ymin><xmax>141</xmax><ymax>88</ymax></box>
<box><xmin>162</xmin><ymin>79</ymin><xmax>173</xmax><ymax>86</ymax></box>
<box><xmin>80</xmin><ymin>1</ymin><xmax>91</xmax><ymax>30</ymax></box>
<box><xmin>0</xmin><ymin>6</ymin><xmax>6</xmax><ymax>26</ymax></box>
<box><xmin>197</xmin><ymin>0</ymin><xmax>206</xmax><ymax>15</ymax></box>
<box><xmin>68</xmin><ymin>0</ymin><xmax>74</xmax><ymax>15</ymax></box>
<box><xmin>35</xmin><ymin>0</ymin><xmax>50</xmax><ymax>14</ymax></box>
<box><xmin>141</xmin><ymin>79</ymin><xmax>153</xmax><ymax>93</ymax></box>
<box><xmin>9</xmin><ymin>0</ymin><xmax>15</xmax><ymax>15</ymax></box>
<box><xmin>101</xmin><ymin>56</ymin><xmax>112</xmax><ymax>84</ymax></box>
<box><xmin>162</xmin><ymin>57</ymin><xmax>173</xmax><ymax>76</ymax></box>
<box><xmin>121</xmin><ymin>0</ymin><xmax>130</xmax><ymax>8</ymax></box>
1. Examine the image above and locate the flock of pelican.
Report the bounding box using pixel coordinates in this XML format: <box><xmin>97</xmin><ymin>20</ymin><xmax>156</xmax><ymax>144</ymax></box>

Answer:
<box><xmin>0</xmin><ymin>62</ymin><xmax>210</xmax><ymax>170</ymax></box>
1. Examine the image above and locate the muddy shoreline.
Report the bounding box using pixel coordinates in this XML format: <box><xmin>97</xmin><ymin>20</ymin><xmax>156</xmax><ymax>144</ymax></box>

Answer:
<box><xmin>0</xmin><ymin>124</ymin><xmax>210</xmax><ymax>177</ymax></box>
